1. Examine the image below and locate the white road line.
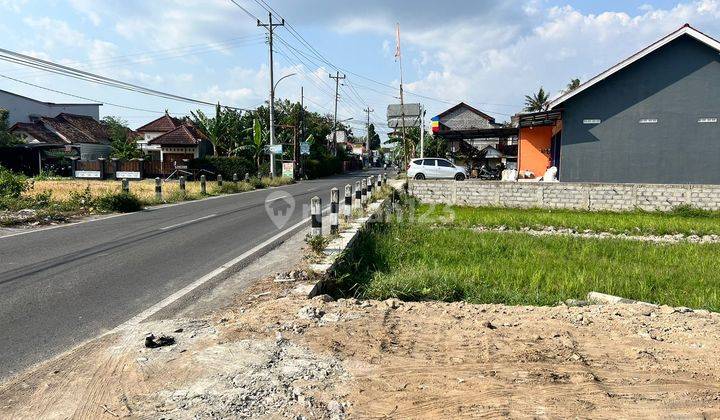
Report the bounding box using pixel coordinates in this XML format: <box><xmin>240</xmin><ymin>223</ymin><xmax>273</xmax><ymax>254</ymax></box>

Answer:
<box><xmin>159</xmin><ymin>214</ymin><xmax>217</xmax><ymax>231</ymax></box>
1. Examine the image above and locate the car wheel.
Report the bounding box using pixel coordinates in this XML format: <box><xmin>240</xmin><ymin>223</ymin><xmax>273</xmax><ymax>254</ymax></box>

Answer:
<box><xmin>454</xmin><ymin>173</ymin><xmax>466</xmax><ymax>181</ymax></box>
<box><xmin>414</xmin><ymin>173</ymin><xmax>425</xmax><ymax>180</ymax></box>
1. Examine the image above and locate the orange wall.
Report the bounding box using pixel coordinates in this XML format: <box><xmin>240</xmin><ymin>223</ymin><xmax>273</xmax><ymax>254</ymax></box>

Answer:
<box><xmin>518</xmin><ymin>125</ymin><xmax>553</xmax><ymax>177</ymax></box>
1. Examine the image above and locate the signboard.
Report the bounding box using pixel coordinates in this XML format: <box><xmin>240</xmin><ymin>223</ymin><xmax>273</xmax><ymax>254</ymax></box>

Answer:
<box><xmin>75</xmin><ymin>170</ymin><xmax>101</xmax><ymax>179</ymax></box>
<box><xmin>268</xmin><ymin>144</ymin><xmax>282</xmax><ymax>155</ymax></box>
<box><xmin>387</xmin><ymin>103</ymin><xmax>421</xmax><ymax>118</ymax></box>
<box><xmin>116</xmin><ymin>171</ymin><xmax>141</xmax><ymax>179</ymax></box>
<box><xmin>282</xmin><ymin>162</ymin><xmax>294</xmax><ymax>178</ymax></box>
<box><xmin>387</xmin><ymin>116</ymin><xmax>422</xmax><ymax>129</ymax></box>
<box><xmin>300</xmin><ymin>142</ymin><xmax>310</xmax><ymax>156</ymax></box>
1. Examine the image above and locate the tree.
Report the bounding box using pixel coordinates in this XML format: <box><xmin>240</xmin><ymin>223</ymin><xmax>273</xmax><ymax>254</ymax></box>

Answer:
<box><xmin>238</xmin><ymin>118</ymin><xmax>268</xmax><ymax>171</ymax></box>
<box><xmin>191</xmin><ymin>104</ymin><xmax>236</xmax><ymax>156</ymax></box>
<box><xmin>0</xmin><ymin>109</ymin><xmax>21</xmax><ymax>147</ymax></box>
<box><xmin>104</xmin><ymin>116</ymin><xmax>143</xmax><ymax>160</ymax></box>
<box><xmin>524</xmin><ymin>87</ymin><xmax>550</xmax><ymax>112</ymax></box>
<box><xmin>368</xmin><ymin>123</ymin><xmax>381</xmax><ymax>150</ymax></box>
<box><xmin>565</xmin><ymin>78</ymin><xmax>581</xmax><ymax>93</ymax></box>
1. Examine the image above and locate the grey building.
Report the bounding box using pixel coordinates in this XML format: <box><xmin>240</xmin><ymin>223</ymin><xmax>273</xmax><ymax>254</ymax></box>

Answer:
<box><xmin>0</xmin><ymin>89</ymin><xmax>101</xmax><ymax>125</ymax></box>
<box><xmin>550</xmin><ymin>24</ymin><xmax>720</xmax><ymax>184</ymax></box>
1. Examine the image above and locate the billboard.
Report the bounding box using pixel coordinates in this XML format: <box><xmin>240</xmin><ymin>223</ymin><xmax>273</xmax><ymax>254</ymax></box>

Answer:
<box><xmin>387</xmin><ymin>103</ymin><xmax>422</xmax><ymax>129</ymax></box>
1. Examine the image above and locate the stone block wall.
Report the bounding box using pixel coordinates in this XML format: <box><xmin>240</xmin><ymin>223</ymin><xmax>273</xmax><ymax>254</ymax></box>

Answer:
<box><xmin>408</xmin><ymin>180</ymin><xmax>720</xmax><ymax>212</ymax></box>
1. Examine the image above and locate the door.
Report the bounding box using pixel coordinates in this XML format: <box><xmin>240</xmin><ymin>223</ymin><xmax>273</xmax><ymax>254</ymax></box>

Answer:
<box><xmin>436</xmin><ymin>159</ymin><xmax>456</xmax><ymax>178</ymax></box>
<box><xmin>422</xmin><ymin>159</ymin><xmax>438</xmax><ymax>177</ymax></box>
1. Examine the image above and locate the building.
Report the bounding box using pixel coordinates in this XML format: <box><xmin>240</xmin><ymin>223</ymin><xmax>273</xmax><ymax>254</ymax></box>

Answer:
<box><xmin>135</xmin><ymin>113</ymin><xmax>213</xmax><ymax>172</ymax></box>
<box><xmin>431</xmin><ymin>102</ymin><xmax>518</xmax><ymax>170</ymax></box>
<box><xmin>10</xmin><ymin>113</ymin><xmax>112</xmax><ymax>160</ymax></box>
<box><xmin>0</xmin><ymin>89</ymin><xmax>101</xmax><ymax>125</ymax></box>
<box><xmin>521</xmin><ymin>24</ymin><xmax>720</xmax><ymax>184</ymax></box>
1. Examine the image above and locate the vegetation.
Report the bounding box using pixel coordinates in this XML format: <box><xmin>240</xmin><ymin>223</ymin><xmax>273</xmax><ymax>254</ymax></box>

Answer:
<box><xmin>524</xmin><ymin>87</ymin><xmax>551</xmax><ymax>112</ymax></box>
<box><xmin>0</xmin><ymin>165</ymin><xmax>29</xmax><ymax>198</ymax></box>
<box><xmin>417</xmin><ymin>203</ymin><xmax>720</xmax><ymax>236</ymax></box>
<box><xmin>0</xmin><ymin>109</ymin><xmax>22</xmax><ymax>147</ymax></box>
<box><xmin>565</xmin><ymin>78</ymin><xmax>581</xmax><ymax>93</ymax></box>
<box><xmin>104</xmin><ymin>116</ymin><xmax>144</xmax><ymax>160</ymax></box>
<box><xmin>96</xmin><ymin>191</ymin><xmax>143</xmax><ymax>213</ymax></box>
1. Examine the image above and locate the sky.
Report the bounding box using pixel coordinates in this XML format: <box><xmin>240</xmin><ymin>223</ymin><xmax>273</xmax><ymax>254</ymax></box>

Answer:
<box><xmin>1</xmin><ymin>0</ymin><xmax>720</xmax><ymax>140</ymax></box>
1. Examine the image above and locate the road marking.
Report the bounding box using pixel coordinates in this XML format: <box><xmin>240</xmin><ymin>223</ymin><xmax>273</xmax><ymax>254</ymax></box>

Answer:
<box><xmin>159</xmin><ymin>214</ymin><xmax>217</xmax><ymax>231</ymax></box>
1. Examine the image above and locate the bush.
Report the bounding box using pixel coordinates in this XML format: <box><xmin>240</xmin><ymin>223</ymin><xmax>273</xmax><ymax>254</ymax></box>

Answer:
<box><xmin>192</xmin><ymin>156</ymin><xmax>255</xmax><ymax>180</ymax></box>
<box><xmin>96</xmin><ymin>192</ymin><xmax>143</xmax><ymax>213</ymax></box>
<box><xmin>0</xmin><ymin>165</ymin><xmax>29</xmax><ymax>198</ymax></box>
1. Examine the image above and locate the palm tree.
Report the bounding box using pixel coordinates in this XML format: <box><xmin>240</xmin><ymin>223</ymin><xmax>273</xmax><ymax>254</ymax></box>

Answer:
<box><xmin>239</xmin><ymin>118</ymin><xmax>268</xmax><ymax>171</ymax></box>
<box><xmin>524</xmin><ymin>87</ymin><xmax>550</xmax><ymax>112</ymax></box>
<box><xmin>565</xmin><ymin>78</ymin><xmax>581</xmax><ymax>93</ymax></box>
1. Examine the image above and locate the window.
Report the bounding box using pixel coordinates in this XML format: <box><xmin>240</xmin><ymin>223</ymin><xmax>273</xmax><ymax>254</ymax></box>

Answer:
<box><xmin>698</xmin><ymin>117</ymin><xmax>718</xmax><ymax>123</ymax></box>
<box><xmin>639</xmin><ymin>118</ymin><xmax>658</xmax><ymax>124</ymax></box>
<box><xmin>412</xmin><ymin>159</ymin><xmax>423</xmax><ymax>165</ymax></box>
<box><xmin>583</xmin><ymin>119</ymin><xmax>601</xmax><ymax>124</ymax></box>
<box><xmin>437</xmin><ymin>159</ymin><xmax>453</xmax><ymax>167</ymax></box>
<box><xmin>423</xmin><ymin>159</ymin><xmax>436</xmax><ymax>166</ymax></box>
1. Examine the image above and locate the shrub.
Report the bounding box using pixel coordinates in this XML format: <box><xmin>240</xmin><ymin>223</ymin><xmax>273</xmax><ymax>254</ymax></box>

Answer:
<box><xmin>305</xmin><ymin>233</ymin><xmax>330</xmax><ymax>254</ymax></box>
<box><xmin>0</xmin><ymin>165</ymin><xmax>29</xmax><ymax>198</ymax></box>
<box><xmin>96</xmin><ymin>192</ymin><xmax>143</xmax><ymax>213</ymax></box>
<box><xmin>192</xmin><ymin>156</ymin><xmax>255</xmax><ymax>180</ymax></box>
<box><xmin>261</xmin><ymin>176</ymin><xmax>294</xmax><ymax>188</ymax></box>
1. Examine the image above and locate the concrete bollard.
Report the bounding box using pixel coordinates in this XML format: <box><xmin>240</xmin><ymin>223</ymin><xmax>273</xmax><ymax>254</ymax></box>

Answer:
<box><xmin>367</xmin><ymin>176</ymin><xmax>373</xmax><ymax>199</ymax></box>
<box><xmin>200</xmin><ymin>175</ymin><xmax>207</xmax><ymax>195</ymax></box>
<box><xmin>354</xmin><ymin>181</ymin><xmax>362</xmax><ymax>212</ymax></box>
<box><xmin>179</xmin><ymin>176</ymin><xmax>186</xmax><ymax>193</ymax></box>
<box><xmin>155</xmin><ymin>177</ymin><xmax>162</xmax><ymax>201</ymax></box>
<box><xmin>383</xmin><ymin>173</ymin><xmax>387</xmax><ymax>186</ymax></box>
<box><xmin>310</xmin><ymin>196</ymin><xmax>322</xmax><ymax>237</ymax></box>
<box><xmin>377</xmin><ymin>175</ymin><xmax>382</xmax><ymax>189</ymax></box>
<box><xmin>121</xmin><ymin>178</ymin><xmax>129</xmax><ymax>194</ymax></box>
<box><xmin>361</xmin><ymin>179</ymin><xmax>367</xmax><ymax>204</ymax></box>
<box><xmin>344</xmin><ymin>184</ymin><xmax>352</xmax><ymax>221</ymax></box>
<box><xmin>330</xmin><ymin>188</ymin><xmax>339</xmax><ymax>234</ymax></box>
<box><xmin>245</xmin><ymin>172</ymin><xmax>250</xmax><ymax>182</ymax></box>
<box><xmin>233</xmin><ymin>173</ymin><xmax>239</xmax><ymax>185</ymax></box>
<box><xmin>217</xmin><ymin>174</ymin><xmax>223</xmax><ymax>187</ymax></box>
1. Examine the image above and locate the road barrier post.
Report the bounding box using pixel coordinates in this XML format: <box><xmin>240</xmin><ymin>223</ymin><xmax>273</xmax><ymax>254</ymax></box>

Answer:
<box><xmin>330</xmin><ymin>188</ymin><xmax>339</xmax><ymax>234</ymax></box>
<box><xmin>377</xmin><ymin>175</ymin><xmax>382</xmax><ymax>189</ymax></box>
<box><xmin>245</xmin><ymin>173</ymin><xmax>251</xmax><ymax>182</ymax></box>
<box><xmin>179</xmin><ymin>176</ymin><xmax>186</xmax><ymax>193</ymax></box>
<box><xmin>155</xmin><ymin>177</ymin><xmax>162</xmax><ymax>201</ymax></box>
<box><xmin>344</xmin><ymin>184</ymin><xmax>352</xmax><ymax>221</ymax></box>
<box><xmin>383</xmin><ymin>173</ymin><xmax>387</xmax><ymax>186</ymax></box>
<box><xmin>354</xmin><ymin>181</ymin><xmax>361</xmax><ymax>212</ymax></box>
<box><xmin>200</xmin><ymin>175</ymin><xmax>207</xmax><ymax>195</ymax></box>
<box><xmin>367</xmin><ymin>176</ymin><xmax>373</xmax><ymax>199</ymax></box>
<box><xmin>310</xmin><ymin>196</ymin><xmax>322</xmax><ymax>237</ymax></box>
<box><xmin>233</xmin><ymin>173</ymin><xmax>239</xmax><ymax>186</ymax></box>
<box><xmin>361</xmin><ymin>179</ymin><xmax>367</xmax><ymax>205</ymax></box>
<box><xmin>217</xmin><ymin>174</ymin><xmax>223</xmax><ymax>187</ymax></box>
<box><xmin>121</xmin><ymin>178</ymin><xmax>129</xmax><ymax>194</ymax></box>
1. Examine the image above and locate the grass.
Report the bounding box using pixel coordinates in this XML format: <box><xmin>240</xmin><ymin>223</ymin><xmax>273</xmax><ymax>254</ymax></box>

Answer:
<box><xmin>331</xmin><ymin>202</ymin><xmax>720</xmax><ymax>311</ymax></box>
<box><xmin>416</xmin><ymin>203</ymin><xmax>720</xmax><ymax>236</ymax></box>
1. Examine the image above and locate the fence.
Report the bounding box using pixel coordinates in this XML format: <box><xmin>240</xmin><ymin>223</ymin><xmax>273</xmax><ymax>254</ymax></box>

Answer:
<box><xmin>408</xmin><ymin>180</ymin><xmax>720</xmax><ymax>212</ymax></box>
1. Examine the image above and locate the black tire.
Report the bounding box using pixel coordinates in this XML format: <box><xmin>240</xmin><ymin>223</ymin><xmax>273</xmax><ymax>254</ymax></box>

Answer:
<box><xmin>414</xmin><ymin>173</ymin><xmax>426</xmax><ymax>180</ymax></box>
<box><xmin>454</xmin><ymin>173</ymin><xmax>466</xmax><ymax>181</ymax></box>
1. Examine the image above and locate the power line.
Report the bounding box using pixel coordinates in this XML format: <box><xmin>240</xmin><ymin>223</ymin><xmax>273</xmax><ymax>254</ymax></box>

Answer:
<box><xmin>228</xmin><ymin>0</ymin><xmax>261</xmax><ymax>21</ymax></box>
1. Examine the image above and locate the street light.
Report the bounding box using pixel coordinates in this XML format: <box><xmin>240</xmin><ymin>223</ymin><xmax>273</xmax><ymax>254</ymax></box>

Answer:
<box><xmin>273</xmin><ymin>72</ymin><xmax>297</xmax><ymax>95</ymax></box>
<box><xmin>269</xmin><ymin>72</ymin><xmax>296</xmax><ymax>177</ymax></box>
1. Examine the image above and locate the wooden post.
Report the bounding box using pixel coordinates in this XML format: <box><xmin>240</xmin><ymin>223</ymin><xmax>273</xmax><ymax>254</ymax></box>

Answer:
<box><xmin>155</xmin><ymin>177</ymin><xmax>162</xmax><ymax>201</ymax></box>
<box><xmin>330</xmin><ymin>188</ymin><xmax>339</xmax><ymax>234</ymax></box>
<box><xmin>310</xmin><ymin>196</ymin><xmax>322</xmax><ymax>237</ymax></box>
<box><xmin>344</xmin><ymin>184</ymin><xmax>352</xmax><ymax>221</ymax></box>
<box><xmin>200</xmin><ymin>175</ymin><xmax>207</xmax><ymax>195</ymax></box>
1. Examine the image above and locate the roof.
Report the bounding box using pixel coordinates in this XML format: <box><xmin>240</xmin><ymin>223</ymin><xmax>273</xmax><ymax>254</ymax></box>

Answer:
<box><xmin>436</xmin><ymin>102</ymin><xmax>496</xmax><ymax>123</ymax></box>
<box><xmin>136</xmin><ymin>113</ymin><xmax>186</xmax><ymax>133</ymax></box>
<box><xmin>518</xmin><ymin>110</ymin><xmax>562</xmax><ymax>128</ymax></box>
<box><xmin>148</xmin><ymin>125</ymin><xmax>206</xmax><ymax>146</ymax></box>
<box><xmin>0</xmin><ymin>89</ymin><xmax>102</xmax><ymax>106</ymax></box>
<box><xmin>549</xmin><ymin>24</ymin><xmax>720</xmax><ymax>109</ymax></box>
<box><xmin>10</xmin><ymin>121</ymin><xmax>65</xmax><ymax>145</ymax></box>
<box><xmin>11</xmin><ymin>114</ymin><xmax>112</xmax><ymax>145</ymax></box>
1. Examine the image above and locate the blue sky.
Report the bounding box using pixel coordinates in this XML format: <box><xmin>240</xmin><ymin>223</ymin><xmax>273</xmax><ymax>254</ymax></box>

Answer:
<box><xmin>1</xmin><ymin>0</ymin><xmax>720</xmax><ymax>139</ymax></box>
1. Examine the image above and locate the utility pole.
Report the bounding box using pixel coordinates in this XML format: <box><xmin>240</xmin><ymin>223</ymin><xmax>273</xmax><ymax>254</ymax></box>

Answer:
<box><xmin>329</xmin><ymin>71</ymin><xmax>346</xmax><ymax>155</ymax></box>
<box><xmin>363</xmin><ymin>107</ymin><xmax>373</xmax><ymax>165</ymax></box>
<box><xmin>258</xmin><ymin>12</ymin><xmax>285</xmax><ymax>177</ymax></box>
<box><xmin>420</xmin><ymin>107</ymin><xmax>426</xmax><ymax>158</ymax></box>
<box><xmin>298</xmin><ymin>86</ymin><xmax>304</xmax><ymax>178</ymax></box>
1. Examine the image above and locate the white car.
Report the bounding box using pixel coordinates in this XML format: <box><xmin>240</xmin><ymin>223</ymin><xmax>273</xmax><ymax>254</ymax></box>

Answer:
<box><xmin>407</xmin><ymin>158</ymin><xmax>467</xmax><ymax>181</ymax></box>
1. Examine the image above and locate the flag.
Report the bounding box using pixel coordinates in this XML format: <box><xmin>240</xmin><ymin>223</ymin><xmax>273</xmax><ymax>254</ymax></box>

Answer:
<box><xmin>394</xmin><ymin>23</ymin><xmax>401</xmax><ymax>61</ymax></box>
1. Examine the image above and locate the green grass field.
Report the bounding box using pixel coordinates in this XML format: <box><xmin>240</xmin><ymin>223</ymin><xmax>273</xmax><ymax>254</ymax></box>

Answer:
<box><xmin>416</xmin><ymin>203</ymin><xmax>720</xmax><ymax>236</ymax></box>
<box><xmin>332</xmin><ymin>214</ymin><xmax>720</xmax><ymax>311</ymax></box>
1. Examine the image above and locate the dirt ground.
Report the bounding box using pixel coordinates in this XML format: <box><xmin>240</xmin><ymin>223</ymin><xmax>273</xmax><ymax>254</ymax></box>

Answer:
<box><xmin>2</xmin><ymin>273</ymin><xmax>720</xmax><ymax>419</ymax></box>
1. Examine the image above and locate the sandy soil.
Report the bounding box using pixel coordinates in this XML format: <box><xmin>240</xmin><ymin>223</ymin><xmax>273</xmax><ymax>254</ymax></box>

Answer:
<box><xmin>2</xmin><ymin>275</ymin><xmax>720</xmax><ymax>419</ymax></box>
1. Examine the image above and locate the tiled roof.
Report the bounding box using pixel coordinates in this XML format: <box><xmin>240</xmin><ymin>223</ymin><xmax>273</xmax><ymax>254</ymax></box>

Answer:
<box><xmin>136</xmin><ymin>113</ymin><xmax>186</xmax><ymax>133</ymax></box>
<box><xmin>10</xmin><ymin>122</ymin><xmax>65</xmax><ymax>145</ymax></box>
<box><xmin>56</xmin><ymin>113</ymin><xmax>113</xmax><ymax>143</ymax></box>
<box><xmin>148</xmin><ymin>125</ymin><xmax>204</xmax><ymax>146</ymax></box>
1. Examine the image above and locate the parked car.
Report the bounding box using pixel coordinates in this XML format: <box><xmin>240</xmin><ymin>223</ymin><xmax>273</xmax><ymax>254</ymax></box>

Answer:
<box><xmin>407</xmin><ymin>158</ymin><xmax>467</xmax><ymax>181</ymax></box>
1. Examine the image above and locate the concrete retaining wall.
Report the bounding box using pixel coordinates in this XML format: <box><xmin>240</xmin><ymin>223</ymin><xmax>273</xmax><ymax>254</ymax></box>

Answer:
<box><xmin>409</xmin><ymin>180</ymin><xmax>720</xmax><ymax>211</ymax></box>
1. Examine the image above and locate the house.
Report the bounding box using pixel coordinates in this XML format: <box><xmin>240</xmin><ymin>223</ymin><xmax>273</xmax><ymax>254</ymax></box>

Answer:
<box><xmin>431</xmin><ymin>102</ymin><xmax>518</xmax><ymax>170</ymax></box>
<box><xmin>520</xmin><ymin>24</ymin><xmax>720</xmax><ymax>184</ymax></box>
<box><xmin>135</xmin><ymin>113</ymin><xmax>213</xmax><ymax>171</ymax></box>
<box><xmin>0</xmin><ymin>89</ymin><xmax>101</xmax><ymax>125</ymax></box>
<box><xmin>10</xmin><ymin>113</ymin><xmax>112</xmax><ymax>160</ymax></box>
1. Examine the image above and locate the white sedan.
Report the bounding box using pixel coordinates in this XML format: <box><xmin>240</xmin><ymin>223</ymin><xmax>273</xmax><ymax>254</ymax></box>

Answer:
<box><xmin>407</xmin><ymin>158</ymin><xmax>467</xmax><ymax>181</ymax></box>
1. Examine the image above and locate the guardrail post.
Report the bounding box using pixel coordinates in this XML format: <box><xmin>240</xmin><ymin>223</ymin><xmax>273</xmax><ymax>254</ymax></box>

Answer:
<box><xmin>245</xmin><ymin>172</ymin><xmax>250</xmax><ymax>182</ymax></box>
<box><xmin>383</xmin><ymin>173</ymin><xmax>387</xmax><ymax>186</ymax></box>
<box><xmin>310</xmin><ymin>196</ymin><xmax>322</xmax><ymax>237</ymax></box>
<box><xmin>354</xmin><ymin>181</ymin><xmax>361</xmax><ymax>212</ymax></box>
<box><xmin>330</xmin><ymin>188</ymin><xmax>339</xmax><ymax>234</ymax></box>
<box><xmin>200</xmin><ymin>175</ymin><xmax>207</xmax><ymax>195</ymax></box>
<box><xmin>361</xmin><ymin>179</ymin><xmax>367</xmax><ymax>205</ymax></box>
<box><xmin>155</xmin><ymin>177</ymin><xmax>162</xmax><ymax>201</ymax></box>
<box><xmin>377</xmin><ymin>175</ymin><xmax>382</xmax><ymax>189</ymax></box>
<box><xmin>121</xmin><ymin>178</ymin><xmax>129</xmax><ymax>194</ymax></box>
<box><xmin>179</xmin><ymin>176</ymin><xmax>186</xmax><ymax>193</ymax></box>
<box><xmin>138</xmin><ymin>158</ymin><xmax>145</xmax><ymax>179</ymax></box>
<box><xmin>344</xmin><ymin>184</ymin><xmax>352</xmax><ymax>221</ymax></box>
<box><xmin>233</xmin><ymin>173</ymin><xmax>239</xmax><ymax>186</ymax></box>
<box><xmin>217</xmin><ymin>174</ymin><xmax>223</xmax><ymax>187</ymax></box>
<box><xmin>367</xmin><ymin>176</ymin><xmax>373</xmax><ymax>199</ymax></box>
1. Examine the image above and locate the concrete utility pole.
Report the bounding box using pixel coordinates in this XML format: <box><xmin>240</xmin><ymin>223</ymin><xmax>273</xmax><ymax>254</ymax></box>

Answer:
<box><xmin>258</xmin><ymin>12</ymin><xmax>285</xmax><ymax>177</ymax></box>
<box><xmin>329</xmin><ymin>71</ymin><xmax>346</xmax><ymax>155</ymax></box>
<box><xmin>364</xmin><ymin>107</ymin><xmax>374</xmax><ymax>164</ymax></box>
<box><xmin>420</xmin><ymin>107</ymin><xmax>426</xmax><ymax>158</ymax></box>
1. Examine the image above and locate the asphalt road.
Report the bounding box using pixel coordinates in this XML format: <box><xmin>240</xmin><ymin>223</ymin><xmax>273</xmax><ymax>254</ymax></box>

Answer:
<box><xmin>0</xmin><ymin>169</ymin><xmax>383</xmax><ymax>379</ymax></box>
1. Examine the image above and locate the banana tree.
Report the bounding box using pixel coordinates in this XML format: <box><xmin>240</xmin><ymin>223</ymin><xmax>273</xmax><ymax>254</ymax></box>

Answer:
<box><xmin>238</xmin><ymin>118</ymin><xmax>268</xmax><ymax>172</ymax></box>
<box><xmin>191</xmin><ymin>103</ymin><xmax>230</xmax><ymax>156</ymax></box>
